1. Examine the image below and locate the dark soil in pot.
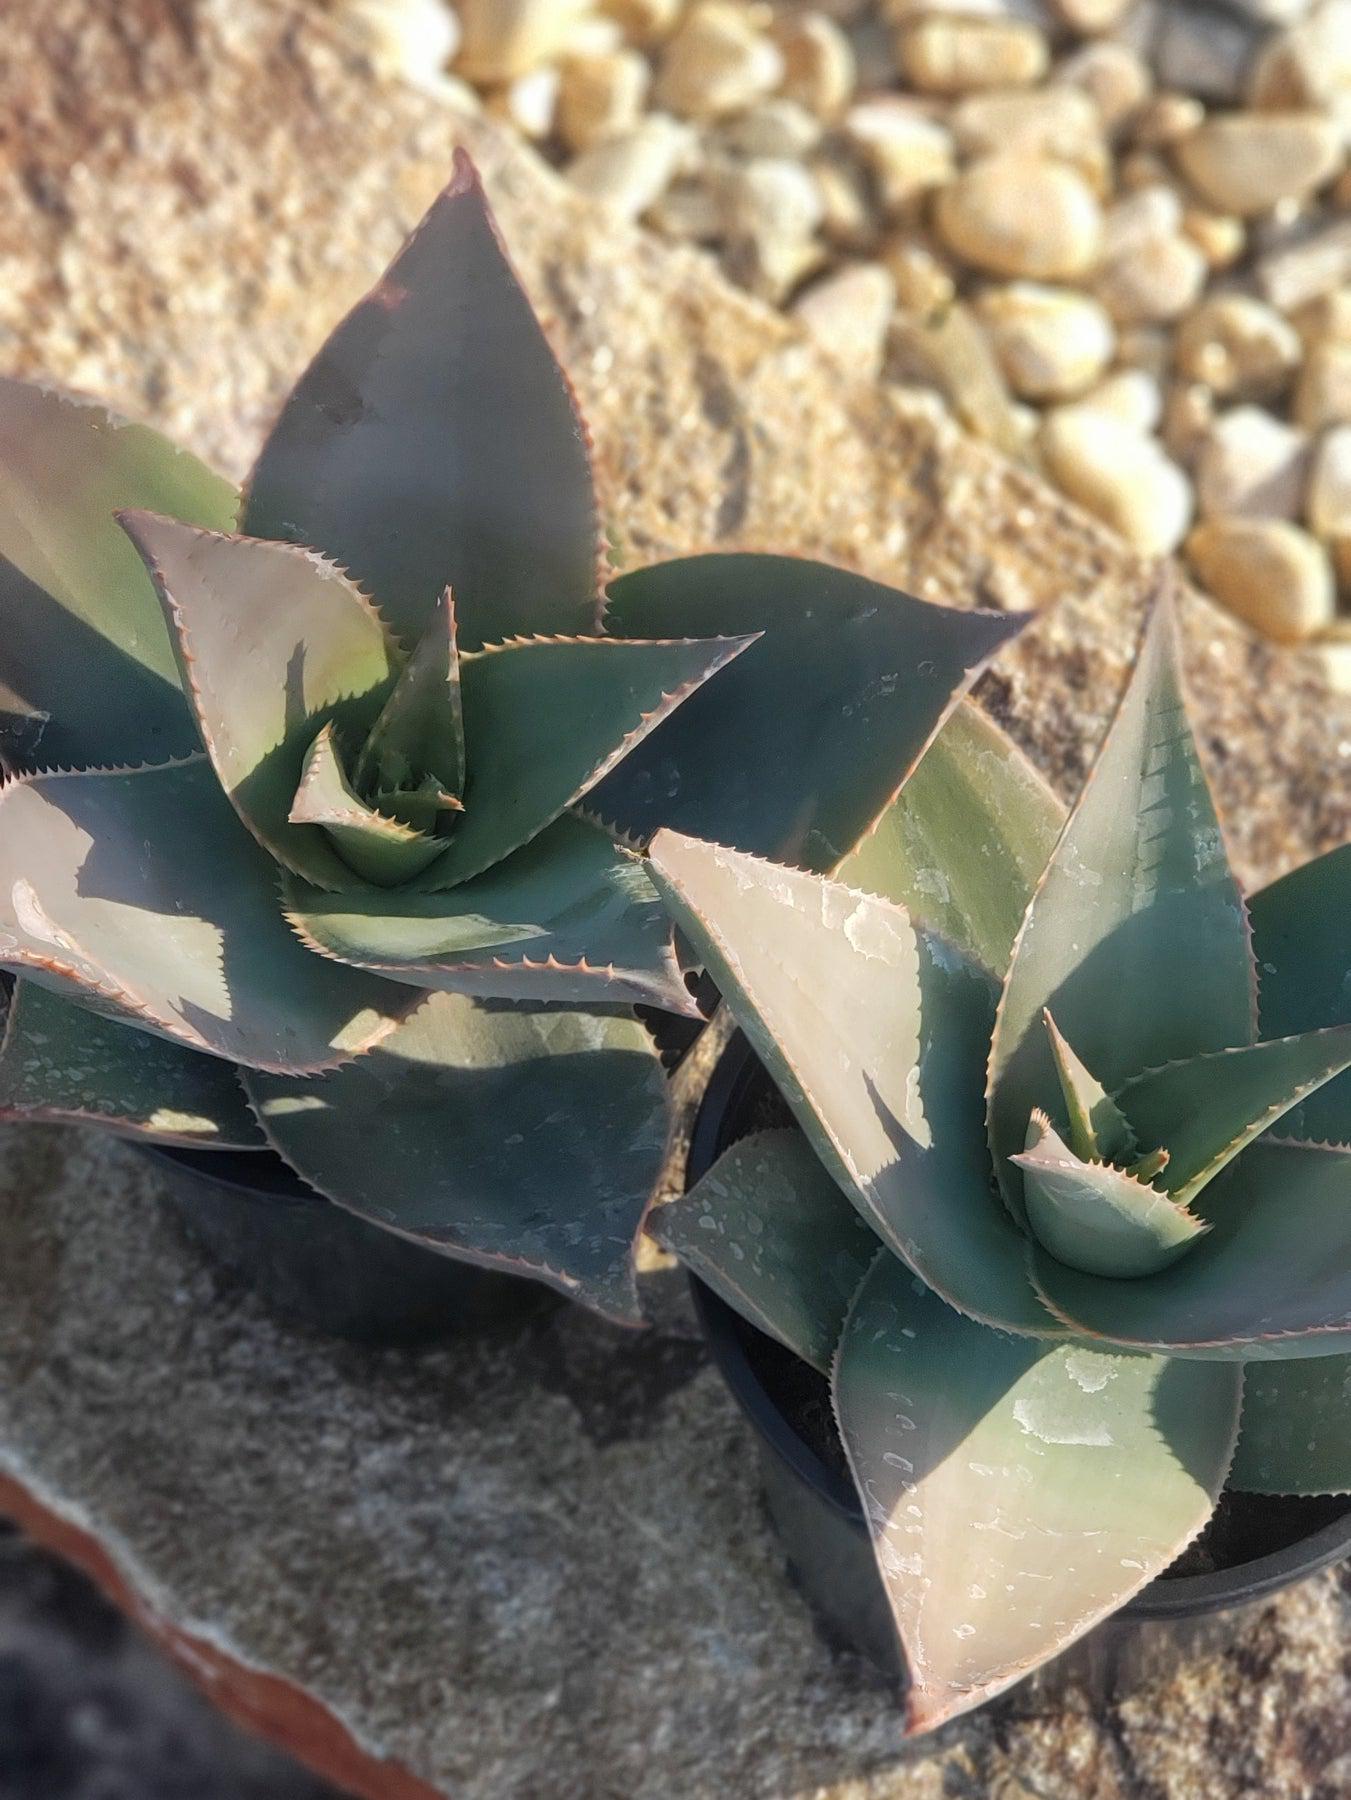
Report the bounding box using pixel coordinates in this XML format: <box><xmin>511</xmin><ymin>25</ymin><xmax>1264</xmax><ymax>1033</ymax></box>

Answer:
<box><xmin>688</xmin><ymin>1030</ymin><xmax>1351</xmax><ymax>1698</ymax></box>
<box><xmin>139</xmin><ymin>1142</ymin><xmax>557</xmax><ymax>1347</ymax></box>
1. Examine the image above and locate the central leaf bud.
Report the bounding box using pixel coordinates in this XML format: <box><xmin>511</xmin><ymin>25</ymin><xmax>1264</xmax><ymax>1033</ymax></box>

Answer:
<box><xmin>288</xmin><ymin>588</ymin><xmax>465</xmax><ymax>887</ymax></box>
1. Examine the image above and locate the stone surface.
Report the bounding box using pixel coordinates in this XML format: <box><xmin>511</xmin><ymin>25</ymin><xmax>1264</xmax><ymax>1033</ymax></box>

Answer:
<box><xmin>565</xmin><ymin>112</ymin><xmax>692</xmax><ymax>216</ymax></box>
<box><xmin>6</xmin><ymin>3</ymin><xmax>1351</xmax><ymax>1798</ymax></box>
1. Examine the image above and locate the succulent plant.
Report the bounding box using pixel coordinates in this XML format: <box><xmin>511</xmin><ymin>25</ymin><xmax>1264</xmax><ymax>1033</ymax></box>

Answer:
<box><xmin>0</xmin><ymin>151</ymin><xmax>1021</xmax><ymax>1321</ymax></box>
<box><xmin>650</xmin><ymin>595</ymin><xmax>1351</xmax><ymax>1725</ymax></box>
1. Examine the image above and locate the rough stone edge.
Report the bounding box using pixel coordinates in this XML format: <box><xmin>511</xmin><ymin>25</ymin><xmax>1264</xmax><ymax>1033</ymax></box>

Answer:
<box><xmin>0</xmin><ymin>1461</ymin><xmax>440</xmax><ymax>1800</ymax></box>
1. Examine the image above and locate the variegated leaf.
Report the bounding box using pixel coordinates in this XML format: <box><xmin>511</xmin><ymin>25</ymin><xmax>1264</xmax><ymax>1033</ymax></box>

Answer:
<box><xmin>245</xmin><ymin>992</ymin><xmax>671</xmax><ymax>1323</ymax></box>
<box><xmin>0</xmin><ymin>978</ymin><xmax>261</xmax><ymax>1148</ymax></box>
<box><xmin>0</xmin><ymin>758</ymin><xmax>410</xmax><ymax>1072</ymax></box>
<box><xmin>648</xmin><ymin>830</ymin><xmax>1058</xmax><ymax>1336</ymax></box>
<box><xmin>650</xmin><ymin>1129</ymin><xmax>880</xmax><ymax>1373</ymax></box>
<box><xmin>835</xmin><ymin>1254</ymin><xmax>1240</xmax><ymax>1734</ymax></box>
<box><xmin>0</xmin><ymin>378</ymin><xmax>236</xmax><ymax>771</ymax></box>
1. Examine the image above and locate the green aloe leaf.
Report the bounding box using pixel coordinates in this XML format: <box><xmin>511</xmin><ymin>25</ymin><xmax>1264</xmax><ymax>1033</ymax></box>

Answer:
<box><xmin>1032</xmin><ymin>1140</ymin><xmax>1351</xmax><ymax>1361</ymax></box>
<box><xmin>648</xmin><ymin>830</ymin><xmax>1059</xmax><ymax>1336</ymax></box>
<box><xmin>1249</xmin><ymin>845</ymin><xmax>1351</xmax><ymax>1146</ymax></box>
<box><xmin>353</xmin><ymin>586</ymin><xmax>466</xmax><ymax>799</ymax></box>
<box><xmin>243</xmin><ymin>152</ymin><xmax>603</xmax><ymax>652</ymax></box>
<box><xmin>284</xmin><ymin>814</ymin><xmax>694</xmax><ymax>1013</ymax></box>
<box><xmin>1114</xmin><ymin>1026</ymin><xmax>1351</xmax><ymax>1208</ymax></box>
<box><xmin>416</xmin><ymin>632</ymin><xmax>756</xmax><ymax>889</ymax></box>
<box><xmin>245</xmin><ymin>992</ymin><xmax>670</xmax><ymax>1323</ymax></box>
<box><xmin>834</xmin><ymin>1255</ymin><xmax>1241</xmax><ymax>1735</ymax></box>
<box><xmin>290</xmin><ymin>723</ymin><xmax>448</xmax><ymax>886</ymax></box>
<box><xmin>649</xmin><ymin>1130</ymin><xmax>881</xmax><ymax>1374</ymax></box>
<box><xmin>589</xmin><ymin>556</ymin><xmax>1028</xmax><ymax>872</ymax></box>
<box><xmin>0</xmin><ymin>378</ymin><xmax>237</xmax><ymax>771</ymax></box>
<box><xmin>119</xmin><ymin>512</ymin><xmax>401</xmax><ymax>891</ymax></box>
<box><xmin>1231</xmin><ymin>1357</ymin><xmax>1351</xmax><ymax>1495</ymax></box>
<box><xmin>1013</xmin><ymin>1112</ymin><xmax>1205</xmax><ymax>1279</ymax></box>
<box><xmin>1043</xmin><ymin>1012</ymin><xmax>1136</xmax><ymax>1165</ymax></box>
<box><xmin>837</xmin><ymin>700</ymin><xmax>1065</xmax><ymax>977</ymax></box>
<box><xmin>988</xmin><ymin>598</ymin><xmax>1256</xmax><ymax>1218</ymax></box>
<box><xmin>0</xmin><ymin>978</ymin><xmax>262</xmax><ymax>1148</ymax></box>
<box><xmin>0</xmin><ymin>758</ymin><xmax>410</xmax><ymax>1072</ymax></box>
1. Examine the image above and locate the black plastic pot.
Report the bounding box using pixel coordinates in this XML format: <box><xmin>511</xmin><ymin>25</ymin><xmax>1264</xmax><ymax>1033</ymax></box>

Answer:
<box><xmin>688</xmin><ymin>1032</ymin><xmax>1351</xmax><ymax>1709</ymax></box>
<box><xmin>139</xmin><ymin>1143</ymin><xmax>554</xmax><ymax>1347</ymax></box>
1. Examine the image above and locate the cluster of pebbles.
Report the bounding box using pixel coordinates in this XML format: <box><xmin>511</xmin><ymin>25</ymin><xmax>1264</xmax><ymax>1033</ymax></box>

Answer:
<box><xmin>331</xmin><ymin>0</ymin><xmax>1350</xmax><ymax>658</ymax></box>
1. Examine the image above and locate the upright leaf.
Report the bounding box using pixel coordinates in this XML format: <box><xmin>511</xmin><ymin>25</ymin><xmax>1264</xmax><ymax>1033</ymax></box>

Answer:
<box><xmin>0</xmin><ymin>978</ymin><xmax>262</xmax><ymax>1148</ymax></box>
<box><xmin>243</xmin><ymin>151</ymin><xmax>603</xmax><ymax>651</ymax></box>
<box><xmin>285</xmin><ymin>814</ymin><xmax>694</xmax><ymax>1013</ymax></box>
<box><xmin>838</xmin><ymin>699</ymin><xmax>1065</xmax><ymax>976</ymax></box>
<box><xmin>1033</xmin><ymin>1140</ymin><xmax>1351</xmax><ymax>1361</ymax></box>
<box><xmin>119</xmin><ymin>513</ymin><xmax>400</xmax><ymax>890</ymax></box>
<box><xmin>0</xmin><ymin>758</ymin><xmax>410</xmax><ymax>1072</ymax></box>
<box><xmin>590</xmin><ymin>556</ymin><xmax>1028</xmax><ymax>872</ymax></box>
<box><xmin>650</xmin><ymin>1130</ymin><xmax>881</xmax><ymax>1373</ymax></box>
<box><xmin>835</xmin><ymin>1256</ymin><xmax>1241</xmax><ymax>1734</ymax></box>
<box><xmin>988</xmin><ymin>598</ymin><xmax>1255</xmax><ymax>1215</ymax></box>
<box><xmin>649</xmin><ymin>831</ymin><xmax>1058</xmax><ymax>1336</ymax></box>
<box><xmin>1043</xmin><ymin>1012</ymin><xmax>1135</xmax><ymax>1165</ymax></box>
<box><xmin>245</xmin><ymin>992</ymin><xmax>670</xmax><ymax>1323</ymax></box>
<box><xmin>1249</xmin><ymin>845</ymin><xmax>1351</xmax><ymax>1147</ymax></box>
<box><xmin>0</xmin><ymin>378</ymin><xmax>237</xmax><ymax>771</ymax></box>
<box><xmin>354</xmin><ymin>587</ymin><xmax>466</xmax><ymax>799</ymax></box>
<box><xmin>417</xmin><ymin>632</ymin><xmax>756</xmax><ymax>888</ymax></box>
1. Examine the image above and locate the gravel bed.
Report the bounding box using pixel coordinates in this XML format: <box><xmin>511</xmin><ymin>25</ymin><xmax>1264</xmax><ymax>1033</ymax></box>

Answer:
<box><xmin>332</xmin><ymin>0</ymin><xmax>1351</xmax><ymax>658</ymax></box>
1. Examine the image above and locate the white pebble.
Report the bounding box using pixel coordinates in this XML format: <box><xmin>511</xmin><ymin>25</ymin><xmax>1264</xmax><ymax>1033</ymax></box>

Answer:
<box><xmin>975</xmin><ymin>282</ymin><xmax>1116</xmax><ymax>399</ymax></box>
<box><xmin>1040</xmin><ymin>406</ymin><xmax>1194</xmax><ymax>553</ymax></box>
<box><xmin>934</xmin><ymin>154</ymin><xmax>1104</xmax><ymax>278</ymax></box>
<box><xmin>791</xmin><ymin>262</ymin><xmax>897</xmax><ymax>378</ymax></box>
<box><xmin>1196</xmin><ymin>405</ymin><xmax>1312</xmax><ymax>520</ymax></box>
<box><xmin>1186</xmin><ymin>517</ymin><xmax>1335</xmax><ymax>642</ymax></box>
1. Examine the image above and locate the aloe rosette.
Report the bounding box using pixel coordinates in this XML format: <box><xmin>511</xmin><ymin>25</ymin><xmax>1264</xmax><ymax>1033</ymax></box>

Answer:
<box><xmin>0</xmin><ymin>152</ymin><xmax>1022</xmax><ymax>1320</ymax></box>
<box><xmin>651</xmin><ymin>595</ymin><xmax>1351</xmax><ymax>1722</ymax></box>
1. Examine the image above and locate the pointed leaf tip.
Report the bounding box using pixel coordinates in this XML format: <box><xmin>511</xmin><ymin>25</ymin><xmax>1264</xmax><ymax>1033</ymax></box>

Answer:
<box><xmin>243</xmin><ymin>160</ymin><xmax>604</xmax><ymax>651</ymax></box>
<box><xmin>591</xmin><ymin>555</ymin><xmax>1028</xmax><ymax>872</ymax></box>
<box><xmin>1042</xmin><ymin>1010</ymin><xmax>1136</xmax><ymax>1166</ymax></box>
<box><xmin>988</xmin><ymin>576</ymin><xmax>1254</xmax><ymax>1216</ymax></box>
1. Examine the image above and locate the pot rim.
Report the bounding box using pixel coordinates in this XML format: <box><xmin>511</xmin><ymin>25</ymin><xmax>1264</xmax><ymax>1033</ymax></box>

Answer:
<box><xmin>688</xmin><ymin>1029</ymin><xmax>1351</xmax><ymax>1624</ymax></box>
